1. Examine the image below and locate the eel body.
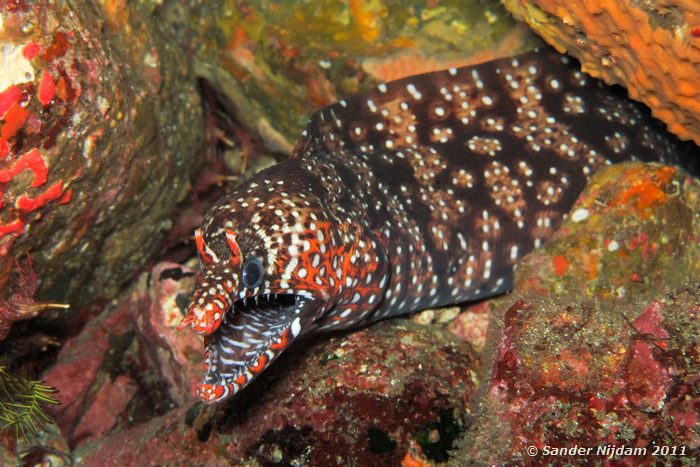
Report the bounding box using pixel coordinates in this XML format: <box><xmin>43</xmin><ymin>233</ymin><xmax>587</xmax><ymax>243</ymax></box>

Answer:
<box><xmin>179</xmin><ymin>47</ymin><xmax>697</xmax><ymax>403</ymax></box>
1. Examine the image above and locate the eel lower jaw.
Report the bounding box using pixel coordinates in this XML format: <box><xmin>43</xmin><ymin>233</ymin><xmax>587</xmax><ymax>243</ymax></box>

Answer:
<box><xmin>196</xmin><ymin>293</ymin><xmax>315</xmax><ymax>404</ymax></box>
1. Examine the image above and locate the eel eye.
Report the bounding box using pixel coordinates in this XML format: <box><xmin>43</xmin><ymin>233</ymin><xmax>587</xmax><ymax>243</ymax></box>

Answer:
<box><xmin>242</xmin><ymin>256</ymin><xmax>264</xmax><ymax>289</ymax></box>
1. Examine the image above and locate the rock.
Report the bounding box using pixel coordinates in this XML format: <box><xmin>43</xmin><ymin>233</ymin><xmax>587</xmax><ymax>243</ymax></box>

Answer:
<box><xmin>42</xmin><ymin>292</ymin><xmax>136</xmax><ymax>444</ymax></box>
<box><xmin>43</xmin><ymin>261</ymin><xmax>204</xmax><ymax>446</ymax></box>
<box><xmin>502</xmin><ymin>0</ymin><xmax>700</xmax><ymax>145</ymax></box>
<box><xmin>453</xmin><ymin>163</ymin><xmax>700</xmax><ymax>464</ymax></box>
<box><xmin>183</xmin><ymin>0</ymin><xmax>538</xmax><ymax>151</ymax></box>
<box><xmin>133</xmin><ymin>262</ymin><xmax>203</xmax><ymax>405</ymax></box>
<box><xmin>39</xmin><ymin>159</ymin><xmax>700</xmax><ymax>463</ymax></box>
<box><xmin>0</xmin><ymin>0</ymin><xmax>202</xmax><ymax>323</ymax></box>
<box><xmin>0</xmin><ymin>422</ymin><xmax>71</xmax><ymax>466</ymax></box>
<box><xmin>74</xmin><ymin>320</ymin><xmax>480</xmax><ymax>464</ymax></box>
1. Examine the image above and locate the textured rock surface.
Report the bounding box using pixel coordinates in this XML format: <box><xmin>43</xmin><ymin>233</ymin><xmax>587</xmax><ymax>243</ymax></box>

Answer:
<box><xmin>44</xmin><ymin>259</ymin><xmax>480</xmax><ymax>463</ymax></box>
<box><xmin>0</xmin><ymin>1</ymin><xmax>202</xmax><ymax>316</ymax></box>
<box><xmin>73</xmin><ymin>320</ymin><xmax>480</xmax><ymax>465</ymax></box>
<box><xmin>453</xmin><ymin>163</ymin><xmax>700</xmax><ymax>464</ymax></box>
<box><xmin>184</xmin><ymin>0</ymin><xmax>539</xmax><ymax>152</ymax></box>
<box><xmin>42</xmin><ymin>262</ymin><xmax>203</xmax><ymax>446</ymax></box>
<box><xmin>503</xmin><ymin>0</ymin><xmax>700</xmax><ymax>145</ymax></box>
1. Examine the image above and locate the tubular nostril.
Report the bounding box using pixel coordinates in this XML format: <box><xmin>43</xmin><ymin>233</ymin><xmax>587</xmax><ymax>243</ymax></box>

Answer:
<box><xmin>178</xmin><ymin>289</ymin><xmax>232</xmax><ymax>335</ymax></box>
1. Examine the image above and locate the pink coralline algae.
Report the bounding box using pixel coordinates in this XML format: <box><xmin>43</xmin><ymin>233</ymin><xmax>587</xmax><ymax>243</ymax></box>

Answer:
<box><xmin>43</xmin><ymin>261</ymin><xmax>204</xmax><ymax>444</ymax></box>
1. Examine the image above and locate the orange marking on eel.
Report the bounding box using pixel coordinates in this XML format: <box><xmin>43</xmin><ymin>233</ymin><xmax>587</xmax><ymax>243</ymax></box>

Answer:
<box><xmin>194</xmin><ymin>228</ymin><xmax>212</xmax><ymax>264</ymax></box>
<box><xmin>271</xmin><ymin>328</ymin><xmax>290</xmax><ymax>350</ymax></box>
<box><xmin>225</xmin><ymin>229</ymin><xmax>241</xmax><ymax>267</ymax></box>
<box><xmin>212</xmin><ymin>294</ymin><xmax>228</xmax><ymax>308</ymax></box>
<box><xmin>249</xmin><ymin>353</ymin><xmax>268</xmax><ymax>373</ymax></box>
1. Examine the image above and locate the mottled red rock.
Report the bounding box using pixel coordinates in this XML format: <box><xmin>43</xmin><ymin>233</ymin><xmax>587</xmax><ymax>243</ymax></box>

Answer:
<box><xmin>132</xmin><ymin>262</ymin><xmax>203</xmax><ymax>404</ymax></box>
<box><xmin>42</xmin><ymin>261</ymin><xmax>204</xmax><ymax>446</ymax></box>
<box><xmin>454</xmin><ymin>163</ymin><xmax>700</xmax><ymax>464</ymax></box>
<box><xmin>72</xmin><ymin>374</ymin><xmax>138</xmax><ymax>445</ymax></box>
<box><xmin>42</xmin><ymin>297</ymin><xmax>135</xmax><ymax>441</ymax></box>
<box><xmin>74</xmin><ymin>320</ymin><xmax>480</xmax><ymax>465</ymax></box>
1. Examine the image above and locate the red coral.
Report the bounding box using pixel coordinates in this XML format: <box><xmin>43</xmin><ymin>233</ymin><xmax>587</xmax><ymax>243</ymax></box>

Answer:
<box><xmin>22</xmin><ymin>42</ymin><xmax>41</xmax><ymax>60</ymax></box>
<box><xmin>0</xmin><ymin>148</ymin><xmax>49</xmax><ymax>188</ymax></box>
<box><xmin>38</xmin><ymin>71</ymin><xmax>56</xmax><ymax>107</ymax></box>
<box><xmin>0</xmin><ymin>102</ymin><xmax>29</xmax><ymax>141</ymax></box>
<box><xmin>0</xmin><ymin>219</ymin><xmax>24</xmax><ymax>237</ymax></box>
<box><xmin>16</xmin><ymin>181</ymin><xmax>65</xmax><ymax>212</ymax></box>
<box><xmin>0</xmin><ymin>86</ymin><xmax>22</xmax><ymax>119</ymax></box>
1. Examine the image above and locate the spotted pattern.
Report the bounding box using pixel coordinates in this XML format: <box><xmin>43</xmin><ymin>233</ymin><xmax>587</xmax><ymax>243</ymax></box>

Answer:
<box><xmin>179</xmin><ymin>47</ymin><xmax>698</xmax><ymax>403</ymax></box>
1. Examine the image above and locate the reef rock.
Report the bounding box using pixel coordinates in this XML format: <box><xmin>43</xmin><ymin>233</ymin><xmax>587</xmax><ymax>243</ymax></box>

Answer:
<box><xmin>42</xmin><ymin>262</ymin><xmax>203</xmax><ymax>446</ymax></box>
<box><xmin>73</xmin><ymin>319</ymin><xmax>480</xmax><ymax>465</ymax></box>
<box><xmin>184</xmin><ymin>0</ymin><xmax>538</xmax><ymax>152</ymax></box>
<box><xmin>0</xmin><ymin>0</ymin><xmax>202</xmax><ymax>330</ymax></box>
<box><xmin>453</xmin><ymin>163</ymin><xmax>700</xmax><ymax>464</ymax></box>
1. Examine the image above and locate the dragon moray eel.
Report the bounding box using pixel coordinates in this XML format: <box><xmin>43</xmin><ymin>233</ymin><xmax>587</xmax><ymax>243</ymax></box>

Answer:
<box><xmin>179</xmin><ymin>47</ymin><xmax>697</xmax><ymax>403</ymax></box>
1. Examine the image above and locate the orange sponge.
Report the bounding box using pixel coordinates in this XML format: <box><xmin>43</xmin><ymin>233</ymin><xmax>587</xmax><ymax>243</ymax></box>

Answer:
<box><xmin>503</xmin><ymin>0</ymin><xmax>700</xmax><ymax>146</ymax></box>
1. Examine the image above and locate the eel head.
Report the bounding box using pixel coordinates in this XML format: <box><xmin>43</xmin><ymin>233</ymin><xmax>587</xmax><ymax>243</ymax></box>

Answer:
<box><xmin>177</xmin><ymin>163</ymin><xmax>380</xmax><ymax>403</ymax></box>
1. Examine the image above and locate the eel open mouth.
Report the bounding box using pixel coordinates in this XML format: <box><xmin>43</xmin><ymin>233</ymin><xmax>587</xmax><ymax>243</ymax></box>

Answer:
<box><xmin>196</xmin><ymin>293</ymin><xmax>311</xmax><ymax>403</ymax></box>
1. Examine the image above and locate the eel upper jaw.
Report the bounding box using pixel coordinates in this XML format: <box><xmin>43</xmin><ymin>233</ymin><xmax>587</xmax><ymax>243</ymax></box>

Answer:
<box><xmin>197</xmin><ymin>292</ymin><xmax>322</xmax><ymax>404</ymax></box>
